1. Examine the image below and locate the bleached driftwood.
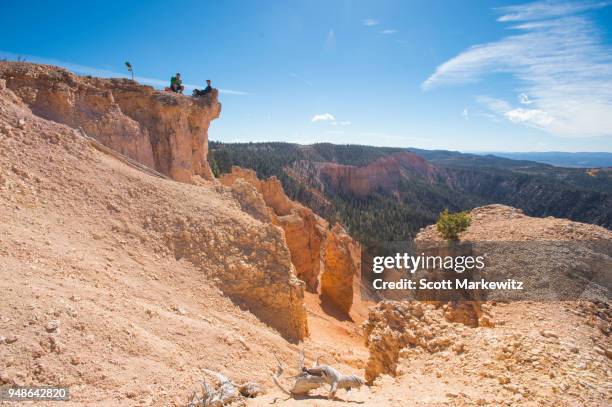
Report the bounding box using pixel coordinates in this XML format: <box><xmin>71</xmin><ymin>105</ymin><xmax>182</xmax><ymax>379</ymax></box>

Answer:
<box><xmin>188</xmin><ymin>369</ymin><xmax>239</xmax><ymax>407</ymax></box>
<box><xmin>272</xmin><ymin>350</ymin><xmax>366</xmax><ymax>400</ymax></box>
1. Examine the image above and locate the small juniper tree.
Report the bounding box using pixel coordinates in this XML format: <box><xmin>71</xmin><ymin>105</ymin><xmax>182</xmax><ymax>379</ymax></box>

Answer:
<box><xmin>436</xmin><ymin>209</ymin><xmax>471</xmax><ymax>241</ymax></box>
<box><xmin>125</xmin><ymin>61</ymin><xmax>134</xmax><ymax>80</ymax></box>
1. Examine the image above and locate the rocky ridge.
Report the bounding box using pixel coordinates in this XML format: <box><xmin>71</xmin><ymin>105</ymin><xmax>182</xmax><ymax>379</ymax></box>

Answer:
<box><xmin>360</xmin><ymin>205</ymin><xmax>611</xmax><ymax>406</ymax></box>
<box><xmin>0</xmin><ymin>70</ymin><xmax>307</xmax><ymax>343</ymax></box>
<box><xmin>0</xmin><ymin>62</ymin><xmax>220</xmax><ymax>183</ymax></box>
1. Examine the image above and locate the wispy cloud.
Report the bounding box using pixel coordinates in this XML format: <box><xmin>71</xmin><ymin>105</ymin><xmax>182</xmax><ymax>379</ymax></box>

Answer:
<box><xmin>479</xmin><ymin>95</ymin><xmax>554</xmax><ymax>128</ymax></box>
<box><xmin>462</xmin><ymin>107</ymin><xmax>469</xmax><ymax>120</ymax></box>
<box><xmin>311</xmin><ymin>113</ymin><xmax>336</xmax><ymax>122</ymax></box>
<box><xmin>363</xmin><ymin>19</ymin><xmax>379</xmax><ymax>26</ymax></box>
<box><xmin>0</xmin><ymin>50</ymin><xmax>249</xmax><ymax>96</ymax></box>
<box><xmin>379</xmin><ymin>29</ymin><xmax>398</xmax><ymax>35</ymax></box>
<box><xmin>330</xmin><ymin>120</ymin><xmax>351</xmax><ymax>126</ymax></box>
<box><xmin>422</xmin><ymin>1</ymin><xmax>612</xmax><ymax>137</ymax></box>
<box><xmin>495</xmin><ymin>0</ymin><xmax>609</xmax><ymax>21</ymax></box>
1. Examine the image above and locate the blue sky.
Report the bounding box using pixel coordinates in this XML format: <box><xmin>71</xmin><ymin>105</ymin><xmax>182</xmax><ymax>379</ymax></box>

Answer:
<box><xmin>1</xmin><ymin>0</ymin><xmax>612</xmax><ymax>152</ymax></box>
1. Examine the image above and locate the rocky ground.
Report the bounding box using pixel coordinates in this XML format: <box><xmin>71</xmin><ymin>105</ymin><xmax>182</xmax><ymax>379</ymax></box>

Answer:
<box><xmin>257</xmin><ymin>300</ymin><xmax>611</xmax><ymax>406</ymax></box>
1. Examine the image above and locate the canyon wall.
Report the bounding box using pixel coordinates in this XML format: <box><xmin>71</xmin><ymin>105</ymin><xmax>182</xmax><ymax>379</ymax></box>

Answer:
<box><xmin>321</xmin><ymin>224</ymin><xmax>359</xmax><ymax>314</ymax></box>
<box><xmin>220</xmin><ymin>167</ymin><xmax>327</xmax><ymax>292</ymax></box>
<box><xmin>0</xmin><ymin>62</ymin><xmax>220</xmax><ymax>182</ymax></box>
<box><xmin>318</xmin><ymin>151</ymin><xmax>437</xmax><ymax>197</ymax></box>
<box><xmin>221</xmin><ymin>166</ymin><xmax>360</xmax><ymax>312</ymax></box>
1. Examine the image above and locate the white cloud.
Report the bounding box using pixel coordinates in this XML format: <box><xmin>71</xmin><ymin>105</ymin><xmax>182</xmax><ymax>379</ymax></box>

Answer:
<box><xmin>504</xmin><ymin>108</ymin><xmax>553</xmax><ymax>126</ymax></box>
<box><xmin>478</xmin><ymin>96</ymin><xmax>553</xmax><ymax>127</ymax></box>
<box><xmin>363</xmin><ymin>19</ymin><xmax>379</xmax><ymax>26</ymax></box>
<box><xmin>477</xmin><ymin>96</ymin><xmax>512</xmax><ymax>113</ymax></box>
<box><xmin>462</xmin><ymin>108</ymin><xmax>469</xmax><ymax>120</ymax></box>
<box><xmin>422</xmin><ymin>1</ymin><xmax>612</xmax><ymax>137</ymax></box>
<box><xmin>0</xmin><ymin>50</ymin><xmax>249</xmax><ymax>96</ymax></box>
<box><xmin>311</xmin><ymin>113</ymin><xmax>336</xmax><ymax>122</ymax></box>
<box><xmin>496</xmin><ymin>0</ymin><xmax>609</xmax><ymax>22</ymax></box>
<box><xmin>379</xmin><ymin>29</ymin><xmax>398</xmax><ymax>35</ymax></box>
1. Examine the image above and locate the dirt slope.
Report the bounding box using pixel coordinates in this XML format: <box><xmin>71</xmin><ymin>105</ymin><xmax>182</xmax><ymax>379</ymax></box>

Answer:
<box><xmin>0</xmin><ymin>78</ymin><xmax>362</xmax><ymax>405</ymax></box>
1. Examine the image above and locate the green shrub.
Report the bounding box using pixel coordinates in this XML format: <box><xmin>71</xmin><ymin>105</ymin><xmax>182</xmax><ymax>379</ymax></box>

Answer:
<box><xmin>436</xmin><ymin>209</ymin><xmax>471</xmax><ymax>240</ymax></box>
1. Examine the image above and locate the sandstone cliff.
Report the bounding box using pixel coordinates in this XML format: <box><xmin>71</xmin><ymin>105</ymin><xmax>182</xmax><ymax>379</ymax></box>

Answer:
<box><xmin>219</xmin><ymin>166</ymin><xmax>295</xmax><ymax>216</ymax></box>
<box><xmin>321</xmin><ymin>224</ymin><xmax>359</xmax><ymax>314</ymax></box>
<box><xmin>318</xmin><ymin>151</ymin><xmax>437</xmax><ymax>197</ymax></box>
<box><xmin>220</xmin><ymin>166</ymin><xmax>360</xmax><ymax>313</ymax></box>
<box><xmin>0</xmin><ymin>62</ymin><xmax>220</xmax><ymax>183</ymax></box>
<box><xmin>0</xmin><ymin>70</ymin><xmax>307</xmax><ymax>343</ymax></box>
<box><xmin>221</xmin><ymin>167</ymin><xmax>327</xmax><ymax>292</ymax></box>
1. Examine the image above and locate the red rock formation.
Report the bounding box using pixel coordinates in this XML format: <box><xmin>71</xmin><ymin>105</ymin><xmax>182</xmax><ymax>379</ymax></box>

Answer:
<box><xmin>277</xmin><ymin>208</ymin><xmax>326</xmax><ymax>291</ymax></box>
<box><xmin>220</xmin><ymin>166</ymin><xmax>294</xmax><ymax>215</ymax></box>
<box><xmin>0</xmin><ymin>76</ymin><xmax>308</xmax><ymax>342</ymax></box>
<box><xmin>0</xmin><ymin>62</ymin><xmax>221</xmax><ymax>183</ymax></box>
<box><xmin>220</xmin><ymin>166</ymin><xmax>361</xmax><ymax>306</ymax></box>
<box><xmin>220</xmin><ymin>167</ymin><xmax>327</xmax><ymax>292</ymax></box>
<box><xmin>321</xmin><ymin>224</ymin><xmax>359</xmax><ymax>315</ymax></box>
<box><xmin>318</xmin><ymin>151</ymin><xmax>436</xmax><ymax>197</ymax></box>
<box><xmin>363</xmin><ymin>301</ymin><xmax>463</xmax><ymax>382</ymax></box>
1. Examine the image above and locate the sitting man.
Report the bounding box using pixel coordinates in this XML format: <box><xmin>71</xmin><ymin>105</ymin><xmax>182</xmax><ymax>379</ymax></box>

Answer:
<box><xmin>170</xmin><ymin>73</ymin><xmax>184</xmax><ymax>93</ymax></box>
<box><xmin>193</xmin><ymin>79</ymin><xmax>213</xmax><ymax>97</ymax></box>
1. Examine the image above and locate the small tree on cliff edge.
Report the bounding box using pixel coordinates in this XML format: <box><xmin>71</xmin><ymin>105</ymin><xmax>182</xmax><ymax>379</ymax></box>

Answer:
<box><xmin>125</xmin><ymin>62</ymin><xmax>134</xmax><ymax>81</ymax></box>
<box><xmin>436</xmin><ymin>209</ymin><xmax>471</xmax><ymax>241</ymax></box>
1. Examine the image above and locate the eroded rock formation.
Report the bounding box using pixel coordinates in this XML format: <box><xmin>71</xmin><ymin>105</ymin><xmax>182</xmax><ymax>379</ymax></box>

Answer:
<box><xmin>321</xmin><ymin>224</ymin><xmax>358</xmax><ymax>314</ymax></box>
<box><xmin>363</xmin><ymin>301</ymin><xmax>461</xmax><ymax>382</ymax></box>
<box><xmin>220</xmin><ymin>166</ymin><xmax>360</xmax><ymax>306</ymax></box>
<box><xmin>0</xmin><ymin>65</ymin><xmax>307</xmax><ymax>342</ymax></box>
<box><xmin>220</xmin><ymin>167</ymin><xmax>328</xmax><ymax>292</ymax></box>
<box><xmin>154</xmin><ymin>210</ymin><xmax>309</xmax><ymax>340</ymax></box>
<box><xmin>364</xmin><ymin>205</ymin><xmax>612</xmax><ymax>383</ymax></box>
<box><xmin>0</xmin><ymin>62</ymin><xmax>221</xmax><ymax>182</ymax></box>
<box><xmin>227</xmin><ymin>178</ymin><xmax>274</xmax><ymax>223</ymax></box>
<box><xmin>277</xmin><ymin>208</ymin><xmax>326</xmax><ymax>291</ymax></box>
<box><xmin>220</xmin><ymin>166</ymin><xmax>294</xmax><ymax>216</ymax></box>
<box><xmin>318</xmin><ymin>151</ymin><xmax>436</xmax><ymax>197</ymax></box>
